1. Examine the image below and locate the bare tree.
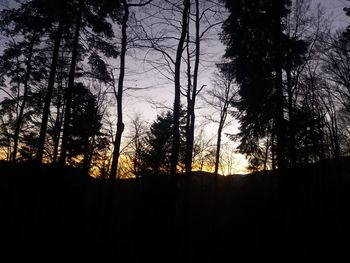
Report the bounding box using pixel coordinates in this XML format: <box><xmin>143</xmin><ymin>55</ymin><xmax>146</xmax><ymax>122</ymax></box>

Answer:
<box><xmin>284</xmin><ymin>0</ymin><xmax>329</xmax><ymax>167</ymax></box>
<box><xmin>184</xmin><ymin>0</ymin><xmax>224</xmax><ymax>177</ymax></box>
<box><xmin>109</xmin><ymin>0</ymin><xmax>153</xmax><ymax>180</ymax></box>
<box><xmin>169</xmin><ymin>0</ymin><xmax>191</xmax><ymax>176</ymax></box>
<box><xmin>131</xmin><ymin>0</ymin><xmax>224</xmax><ymax>175</ymax></box>
<box><xmin>124</xmin><ymin>113</ymin><xmax>147</xmax><ymax>177</ymax></box>
<box><xmin>203</xmin><ymin>67</ymin><xmax>237</xmax><ymax>176</ymax></box>
<box><xmin>191</xmin><ymin>128</ymin><xmax>214</xmax><ymax>171</ymax></box>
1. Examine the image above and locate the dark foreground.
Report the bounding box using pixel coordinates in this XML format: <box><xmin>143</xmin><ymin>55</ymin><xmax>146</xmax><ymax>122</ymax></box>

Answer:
<box><xmin>0</xmin><ymin>160</ymin><xmax>349</xmax><ymax>262</ymax></box>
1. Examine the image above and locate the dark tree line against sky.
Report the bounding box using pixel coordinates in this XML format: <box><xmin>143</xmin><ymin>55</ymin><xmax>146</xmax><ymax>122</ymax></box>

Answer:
<box><xmin>0</xmin><ymin>0</ymin><xmax>350</xmax><ymax>178</ymax></box>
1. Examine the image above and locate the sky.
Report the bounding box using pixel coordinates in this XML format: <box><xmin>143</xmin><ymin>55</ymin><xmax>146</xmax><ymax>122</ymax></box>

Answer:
<box><xmin>122</xmin><ymin>0</ymin><xmax>349</xmax><ymax>120</ymax></box>
<box><xmin>0</xmin><ymin>0</ymin><xmax>349</xmax><ymax>173</ymax></box>
<box><xmin>317</xmin><ymin>0</ymin><xmax>348</xmax><ymax>31</ymax></box>
<box><xmin>119</xmin><ymin>0</ymin><xmax>350</xmax><ymax>174</ymax></box>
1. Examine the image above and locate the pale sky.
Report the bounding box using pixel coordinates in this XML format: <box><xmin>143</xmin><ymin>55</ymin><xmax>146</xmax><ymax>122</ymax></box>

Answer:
<box><xmin>121</xmin><ymin>0</ymin><xmax>350</xmax><ymax>143</ymax></box>
<box><xmin>123</xmin><ymin>0</ymin><xmax>349</xmax><ymax>119</ymax></box>
<box><xmin>0</xmin><ymin>0</ymin><xmax>349</xmax><ymax>173</ymax></box>
<box><xmin>120</xmin><ymin>0</ymin><xmax>350</xmax><ymax>174</ymax></box>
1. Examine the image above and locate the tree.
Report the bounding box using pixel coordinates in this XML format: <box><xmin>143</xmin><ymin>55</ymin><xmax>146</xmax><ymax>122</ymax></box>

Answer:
<box><xmin>36</xmin><ymin>0</ymin><xmax>69</xmax><ymax>163</ymax></box>
<box><xmin>0</xmin><ymin>87</ymin><xmax>45</xmax><ymax>161</ymax></box>
<box><xmin>0</xmin><ymin>1</ymin><xmax>48</xmax><ymax>161</ymax></box>
<box><xmin>125</xmin><ymin>114</ymin><xmax>147</xmax><ymax>177</ymax></box>
<box><xmin>204</xmin><ymin>64</ymin><xmax>238</xmax><ymax>175</ymax></box>
<box><xmin>321</xmin><ymin>31</ymin><xmax>350</xmax><ymax>159</ymax></box>
<box><xmin>132</xmin><ymin>0</ymin><xmax>222</xmax><ymax>175</ymax></box>
<box><xmin>31</xmin><ymin>0</ymin><xmax>121</xmax><ymax>164</ymax></box>
<box><xmin>139</xmin><ymin>109</ymin><xmax>186</xmax><ymax>176</ymax></box>
<box><xmin>109</xmin><ymin>0</ymin><xmax>153</xmax><ymax>180</ymax></box>
<box><xmin>191</xmin><ymin>128</ymin><xmax>214</xmax><ymax>172</ymax></box>
<box><xmin>221</xmin><ymin>0</ymin><xmax>314</xmax><ymax>171</ymax></box>
<box><xmin>59</xmin><ymin>0</ymin><xmax>121</xmax><ymax>165</ymax></box>
<box><xmin>183</xmin><ymin>0</ymin><xmax>224</xmax><ymax>177</ymax></box>
<box><xmin>282</xmin><ymin>0</ymin><xmax>329</xmax><ymax>167</ymax></box>
<box><xmin>322</xmin><ymin>32</ymin><xmax>350</xmax><ymax>114</ymax></box>
<box><xmin>58</xmin><ymin>0</ymin><xmax>84</xmax><ymax>165</ymax></box>
<box><xmin>64</xmin><ymin>82</ymin><xmax>104</xmax><ymax>173</ymax></box>
<box><xmin>166</xmin><ymin>0</ymin><xmax>190</xmax><ymax>176</ymax></box>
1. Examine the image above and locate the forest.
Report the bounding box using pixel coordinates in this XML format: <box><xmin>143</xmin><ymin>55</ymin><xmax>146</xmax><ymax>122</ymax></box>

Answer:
<box><xmin>0</xmin><ymin>0</ymin><xmax>349</xmax><ymax>262</ymax></box>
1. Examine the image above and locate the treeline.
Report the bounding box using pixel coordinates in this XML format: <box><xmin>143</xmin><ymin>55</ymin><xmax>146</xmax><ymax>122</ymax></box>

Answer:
<box><xmin>0</xmin><ymin>0</ymin><xmax>349</xmax><ymax>178</ymax></box>
<box><xmin>221</xmin><ymin>0</ymin><xmax>350</xmax><ymax>171</ymax></box>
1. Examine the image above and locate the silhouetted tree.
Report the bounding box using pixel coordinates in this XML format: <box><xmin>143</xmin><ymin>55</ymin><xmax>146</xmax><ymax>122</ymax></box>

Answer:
<box><xmin>124</xmin><ymin>114</ymin><xmax>147</xmax><ymax>178</ymax></box>
<box><xmin>132</xmin><ymin>0</ymin><xmax>223</xmax><ymax>176</ymax></box>
<box><xmin>109</xmin><ymin>0</ymin><xmax>153</xmax><ymax>180</ymax></box>
<box><xmin>0</xmin><ymin>2</ymin><xmax>48</xmax><ymax>161</ymax></box>
<box><xmin>63</xmin><ymin>82</ymin><xmax>104</xmax><ymax>172</ymax></box>
<box><xmin>139</xmin><ymin>109</ymin><xmax>186</xmax><ymax>176</ymax></box>
<box><xmin>204</xmin><ymin>64</ymin><xmax>238</xmax><ymax>175</ymax></box>
<box><xmin>59</xmin><ymin>0</ymin><xmax>121</xmax><ymax>165</ymax></box>
<box><xmin>221</xmin><ymin>0</ymin><xmax>291</xmax><ymax>170</ymax></box>
<box><xmin>36</xmin><ymin>0</ymin><xmax>68</xmax><ymax>163</ymax></box>
<box><xmin>0</xmin><ymin>87</ymin><xmax>45</xmax><ymax>161</ymax></box>
<box><xmin>169</xmin><ymin>0</ymin><xmax>190</xmax><ymax>176</ymax></box>
<box><xmin>184</xmin><ymin>0</ymin><xmax>224</xmax><ymax>177</ymax></box>
<box><xmin>191</xmin><ymin>128</ymin><xmax>214</xmax><ymax>172</ymax></box>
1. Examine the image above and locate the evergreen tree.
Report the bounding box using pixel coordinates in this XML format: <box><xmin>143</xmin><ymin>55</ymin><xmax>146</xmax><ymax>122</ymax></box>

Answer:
<box><xmin>64</xmin><ymin>82</ymin><xmax>105</xmax><ymax>173</ymax></box>
<box><xmin>140</xmin><ymin>109</ymin><xmax>186</xmax><ymax>176</ymax></box>
<box><xmin>220</xmin><ymin>0</ymin><xmax>292</xmax><ymax>170</ymax></box>
<box><xmin>0</xmin><ymin>1</ymin><xmax>48</xmax><ymax>161</ymax></box>
<box><xmin>55</xmin><ymin>0</ymin><xmax>121</xmax><ymax>165</ymax></box>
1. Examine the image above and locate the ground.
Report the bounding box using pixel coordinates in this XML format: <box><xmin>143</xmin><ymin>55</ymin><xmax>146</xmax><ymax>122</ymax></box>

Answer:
<box><xmin>0</xmin><ymin>160</ymin><xmax>349</xmax><ymax>262</ymax></box>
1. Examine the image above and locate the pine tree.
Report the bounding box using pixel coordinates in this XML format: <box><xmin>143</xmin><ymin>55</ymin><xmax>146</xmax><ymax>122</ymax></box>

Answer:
<box><xmin>0</xmin><ymin>2</ymin><xmax>48</xmax><ymax>161</ymax></box>
<box><xmin>221</xmin><ymin>0</ymin><xmax>291</xmax><ymax>170</ymax></box>
<box><xmin>140</xmin><ymin>109</ymin><xmax>186</xmax><ymax>176</ymax></box>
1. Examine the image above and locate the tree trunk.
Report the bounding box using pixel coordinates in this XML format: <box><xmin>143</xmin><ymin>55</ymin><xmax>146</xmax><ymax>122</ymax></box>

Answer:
<box><xmin>214</xmin><ymin>123</ymin><xmax>223</xmax><ymax>176</ymax></box>
<box><xmin>286</xmin><ymin>66</ymin><xmax>296</xmax><ymax>168</ymax></box>
<box><xmin>52</xmin><ymin>85</ymin><xmax>63</xmax><ymax>164</ymax></box>
<box><xmin>170</xmin><ymin>0</ymin><xmax>190</xmax><ymax>176</ymax></box>
<box><xmin>273</xmin><ymin>4</ymin><xmax>286</xmax><ymax>172</ymax></box>
<box><xmin>82</xmin><ymin>136</ymin><xmax>93</xmax><ymax>175</ymax></box>
<box><xmin>36</xmin><ymin>15</ymin><xmax>65</xmax><ymax>163</ymax></box>
<box><xmin>11</xmin><ymin>33</ymin><xmax>36</xmax><ymax>162</ymax></box>
<box><xmin>185</xmin><ymin>0</ymin><xmax>200</xmax><ymax>178</ymax></box>
<box><xmin>59</xmin><ymin>1</ymin><xmax>83</xmax><ymax>165</ymax></box>
<box><xmin>263</xmin><ymin>129</ymin><xmax>270</xmax><ymax>171</ymax></box>
<box><xmin>109</xmin><ymin>0</ymin><xmax>128</xmax><ymax>180</ymax></box>
<box><xmin>271</xmin><ymin>122</ymin><xmax>277</xmax><ymax>170</ymax></box>
<box><xmin>185</xmin><ymin>7</ymin><xmax>192</xmax><ymax>177</ymax></box>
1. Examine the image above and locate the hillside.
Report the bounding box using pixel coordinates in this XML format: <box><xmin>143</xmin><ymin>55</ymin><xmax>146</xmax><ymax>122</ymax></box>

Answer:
<box><xmin>0</xmin><ymin>160</ymin><xmax>349</xmax><ymax>262</ymax></box>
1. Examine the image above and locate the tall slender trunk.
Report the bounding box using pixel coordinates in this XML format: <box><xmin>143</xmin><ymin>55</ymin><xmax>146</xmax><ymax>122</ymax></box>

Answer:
<box><xmin>109</xmin><ymin>0</ymin><xmax>128</xmax><ymax>180</ymax></box>
<box><xmin>185</xmin><ymin>0</ymin><xmax>200</xmax><ymax>178</ymax></box>
<box><xmin>11</xmin><ymin>33</ymin><xmax>36</xmax><ymax>162</ymax></box>
<box><xmin>214</xmin><ymin>123</ymin><xmax>223</xmax><ymax>176</ymax></box>
<box><xmin>214</xmin><ymin>97</ymin><xmax>230</xmax><ymax>176</ymax></box>
<box><xmin>329</xmin><ymin>100</ymin><xmax>340</xmax><ymax>159</ymax></box>
<box><xmin>304</xmin><ymin>127</ymin><xmax>309</xmax><ymax>163</ymax></box>
<box><xmin>170</xmin><ymin>0</ymin><xmax>190</xmax><ymax>176</ymax></box>
<box><xmin>59</xmin><ymin>2</ymin><xmax>83</xmax><ymax>165</ymax></box>
<box><xmin>263</xmin><ymin>127</ymin><xmax>271</xmax><ymax>171</ymax></box>
<box><xmin>52</xmin><ymin>81</ymin><xmax>63</xmax><ymax>163</ymax></box>
<box><xmin>82</xmin><ymin>136</ymin><xmax>92</xmax><ymax>175</ymax></box>
<box><xmin>36</xmin><ymin>16</ymin><xmax>65</xmax><ymax>163</ymax></box>
<box><xmin>52</xmin><ymin>107</ymin><xmax>61</xmax><ymax>163</ymax></box>
<box><xmin>273</xmin><ymin>4</ymin><xmax>286</xmax><ymax>172</ymax></box>
<box><xmin>185</xmin><ymin>8</ymin><xmax>192</xmax><ymax>176</ymax></box>
<box><xmin>214</xmin><ymin>75</ymin><xmax>232</xmax><ymax>176</ymax></box>
<box><xmin>286</xmin><ymin>66</ymin><xmax>296</xmax><ymax>168</ymax></box>
<box><xmin>86</xmin><ymin>137</ymin><xmax>96</xmax><ymax>174</ymax></box>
